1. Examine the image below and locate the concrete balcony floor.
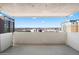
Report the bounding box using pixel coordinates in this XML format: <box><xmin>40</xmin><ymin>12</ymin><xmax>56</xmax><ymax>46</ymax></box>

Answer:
<box><xmin>0</xmin><ymin>45</ymin><xmax>79</xmax><ymax>55</ymax></box>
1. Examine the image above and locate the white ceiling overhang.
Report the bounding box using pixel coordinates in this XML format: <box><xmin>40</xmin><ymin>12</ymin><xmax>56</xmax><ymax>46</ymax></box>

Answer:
<box><xmin>0</xmin><ymin>3</ymin><xmax>79</xmax><ymax>17</ymax></box>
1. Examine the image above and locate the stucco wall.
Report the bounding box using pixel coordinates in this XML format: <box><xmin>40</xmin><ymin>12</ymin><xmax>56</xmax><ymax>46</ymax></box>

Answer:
<box><xmin>13</xmin><ymin>32</ymin><xmax>67</xmax><ymax>45</ymax></box>
<box><xmin>66</xmin><ymin>32</ymin><xmax>79</xmax><ymax>51</ymax></box>
<box><xmin>0</xmin><ymin>33</ymin><xmax>13</xmax><ymax>52</ymax></box>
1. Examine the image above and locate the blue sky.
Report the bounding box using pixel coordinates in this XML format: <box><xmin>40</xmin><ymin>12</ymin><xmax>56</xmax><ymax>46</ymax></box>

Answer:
<box><xmin>15</xmin><ymin>12</ymin><xmax>79</xmax><ymax>28</ymax></box>
<box><xmin>15</xmin><ymin>17</ymin><xmax>64</xmax><ymax>28</ymax></box>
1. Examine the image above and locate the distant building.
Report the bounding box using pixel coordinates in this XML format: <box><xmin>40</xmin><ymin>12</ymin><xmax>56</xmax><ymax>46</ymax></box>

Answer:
<box><xmin>15</xmin><ymin>28</ymin><xmax>61</xmax><ymax>32</ymax></box>
<box><xmin>61</xmin><ymin>20</ymin><xmax>79</xmax><ymax>32</ymax></box>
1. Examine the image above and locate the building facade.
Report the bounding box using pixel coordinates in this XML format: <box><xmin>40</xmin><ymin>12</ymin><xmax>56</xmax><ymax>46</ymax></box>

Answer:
<box><xmin>61</xmin><ymin>20</ymin><xmax>79</xmax><ymax>32</ymax></box>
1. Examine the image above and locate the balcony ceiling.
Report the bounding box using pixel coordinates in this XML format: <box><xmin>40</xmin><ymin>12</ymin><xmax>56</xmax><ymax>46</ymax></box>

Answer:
<box><xmin>0</xmin><ymin>3</ymin><xmax>79</xmax><ymax>17</ymax></box>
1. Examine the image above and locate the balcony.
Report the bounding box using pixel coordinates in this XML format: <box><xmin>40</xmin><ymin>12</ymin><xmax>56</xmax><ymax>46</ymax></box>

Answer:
<box><xmin>0</xmin><ymin>3</ymin><xmax>79</xmax><ymax>55</ymax></box>
<box><xmin>0</xmin><ymin>32</ymin><xmax>79</xmax><ymax>55</ymax></box>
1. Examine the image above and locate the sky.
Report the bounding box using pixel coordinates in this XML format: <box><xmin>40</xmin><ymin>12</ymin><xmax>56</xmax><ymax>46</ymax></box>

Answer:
<box><xmin>15</xmin><ymin>17</ymin><xmax>64</xmax><ymax>28</ymax></box>
<box><xmin>15</xmin><ymin>12</ymin><xmax>79</xmax><ymax>28</ymax></box>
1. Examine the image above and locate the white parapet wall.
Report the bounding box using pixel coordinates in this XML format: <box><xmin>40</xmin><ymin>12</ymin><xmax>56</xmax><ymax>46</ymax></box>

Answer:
<box><xmin>13</xmin><ymin>32</ymin><xmax>67</xmax><ymax>45</ymax></box>
<box><xmin>0</xmin><ymin>33</ymin><xmax>13</xmax><ymax>52</ymax></box>
<box><xmin>66</xmin><ymin>32</ymin><xmax>79</xmax><ymax>51</ymax></box>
